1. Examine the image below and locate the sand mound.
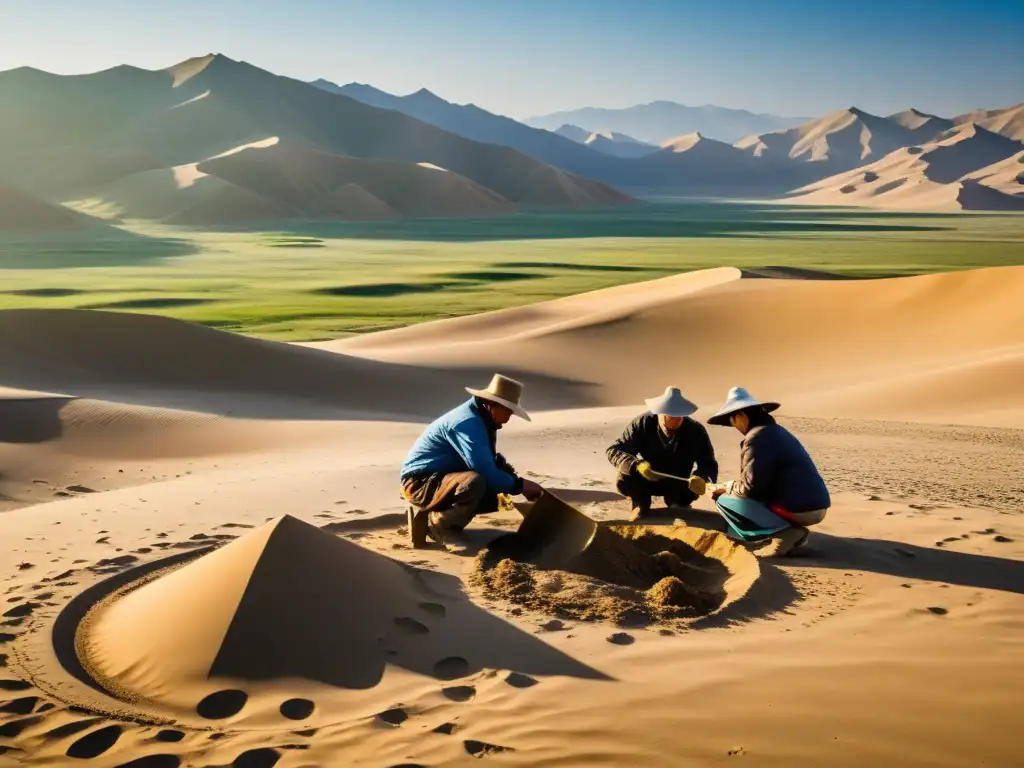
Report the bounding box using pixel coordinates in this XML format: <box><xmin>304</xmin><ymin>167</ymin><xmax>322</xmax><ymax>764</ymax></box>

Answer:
<box><xmin>962</xmin><ymin>149</ymin><xmax>1024</xmax><ymax>196</ymax></box>
<box><xmin>953</xmin><ymin>102</ymin><xmax>1024</xmax><ymax>141</ymax></box>
<box><xmin>0</xmin><ymin>183</ymin><xmax>97</xmax><ymax>232</ymax></box>
<box><xmin>0</xmin><ymin>308</ymin><xmax>517</xmax><ymax>419</ymax></box>
<box><xmin>471</xmin><ymin>493</ymin><xmax>759</xmax><ymax>625</ymax></box>
<box><xmin>786</xmin><ymin>124</ymin><xmax>1024</xmax><ymax>210</ymax></box>
<box><xmin>196</xmin><ymin>140</ymin><xmax>516</xmax><ymax>220</ymax></box>
<box><xmin>74</xmin><ymin>515</ymin><xmax>601</xmax><ymax>711</ymax></box>
<box><xmin>332</xmin><ymin>265</ymin><xmax>1024</xmax><ymax>427</ymax></box>
<box><xmin>736</xmin><ymin>107</ymin><xmax>913</xmax><ymax>167</ymax></box>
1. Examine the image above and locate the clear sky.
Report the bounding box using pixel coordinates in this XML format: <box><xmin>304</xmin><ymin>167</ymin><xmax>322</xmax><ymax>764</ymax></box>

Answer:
<box><xmin>1</xmin><ymin>0</ymin><xmax>1021</xmax><ymax>120</ymax></box>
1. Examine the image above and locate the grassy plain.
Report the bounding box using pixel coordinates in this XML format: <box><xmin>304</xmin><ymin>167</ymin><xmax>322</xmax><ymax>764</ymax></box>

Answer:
<box><xmin>1</xmin><ymin>203</ymin><xmax>1022</xmax><ymax>340</ymax></box>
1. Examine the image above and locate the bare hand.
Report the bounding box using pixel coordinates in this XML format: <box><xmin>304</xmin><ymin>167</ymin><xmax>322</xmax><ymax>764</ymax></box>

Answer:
<box><xmin>520</xmin><ymin>478</ymin><xmax>543</xmax><ymax>501</ymax></box>
<box><xmin>711</xmin><ymin>487</ymin><xmax>726</xmax><ymax>501</ymax></box>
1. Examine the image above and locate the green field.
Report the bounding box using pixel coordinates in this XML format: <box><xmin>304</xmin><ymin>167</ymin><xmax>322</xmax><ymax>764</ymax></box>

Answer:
<box><xmin>2</xmin><ymin>203</ymin><xmax>1023</xmax><ymax>341</ymax></box>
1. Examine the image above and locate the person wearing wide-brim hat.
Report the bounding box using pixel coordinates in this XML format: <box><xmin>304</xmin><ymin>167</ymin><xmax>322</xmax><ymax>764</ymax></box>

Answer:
<box><xmin>705</xmin><ymin>387</ymin><xmax>830</xmax><ymax>557</ymax></box>
<box><xmin>400</xmin><ymin>374</ymin><xmax>543</xmax><ymax>553</ymax></box>
<box><xmin>606</xmin><ymin>386</ymin><xmax>719</xmax><ymax>520</ymax></box>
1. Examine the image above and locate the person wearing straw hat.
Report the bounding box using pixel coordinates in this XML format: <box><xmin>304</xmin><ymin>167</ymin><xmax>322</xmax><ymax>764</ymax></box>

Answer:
<box><xmin>606</xmin><ymin>386</ymin><xmax>719</xmax><ymax>520</ymax></box>
<box><xmin>705</xmin><ymin>387</ymin><xmax>830</xmax><ymax>557</ymax></box>
<box><xmin>400</xmin><ymin>373</ymin><xmax>544</xmax><ymax>553</ymax></box>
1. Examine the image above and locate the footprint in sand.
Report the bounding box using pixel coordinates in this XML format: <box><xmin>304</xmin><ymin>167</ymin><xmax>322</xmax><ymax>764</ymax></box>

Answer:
<box><xmin>115</xmin><ymin>756</ymin><xmax>181</xmax><ymax>768</ymax></box>
<box><xmin>0</xmin><ymin>679</ymin><xmax>31</xmax><ymax>691</ymax></box>
<box><xmin>606</xmin><ymin>632</ymin><xmax>635</xmax><ymax>646</ymax></box>
<box><xmin>418</xmin><ymin>602</ymin><xmax>446</xmax><ymax>617</ymax></box>
<box><xmin>464</xmin><ymin>739</ymin><xmax>514</xmax><ymax>758</ymax></box>
<box><xmin>293</xmin><ymin>728</ymin><xmax>318</xmax><ymax>737</ymax></box>
<box><xmin>43</xmin><ymin>717</ymin><xmax>105</xmax><ymax>740</ymax></box>
<box><xmin>0</xmin><ymin>696</ymin><xmax>38</xmax><ymax>715</ymax></box>
<box><xmin>153</xmin><ymin>728</ymin><xmax>185</xmax><ymax>742</ymax></box>
<box><xmin>66</xmin><ymin>724</ymin><xmax>123</xmax><ymax>758</ymax></box>
<box><xmin>505</xmin><ymin>672</ymin><xmax>538</xmax><ymax>689</ymax></box>
<box><xmin>539</xmin><ymin>619</ymin><xmax>566</xmax><ymax>632</ymax></box>
<box><xmin>0</xmin><ymin>715</ymin><xmax>43</xmax><ymax>738</ymax></box>
<box><xmin>377</xmin><ymin>707</ymin><xmax>408</xmax><ymax>726</ymax></box>
<box><xmin>432</xmin><ymin>721</ymin><xmax>457</xmax><ymax>735</ymax></box>
<box><xmin>927</xmin><ymin>607</ymin><xmax>949</xmax><ymax>616</ymax></box>
<box><xmin>434</xmin><ymin>656</ymin><xmax>470</xmax><ymax>680</ymax></box>
<box><xmin>994</xmin><ymin>535</ymin><xmax>1013</xmax><ymax>543</ymax></box>
<box><xmin>228</xmin><ymin>748</ymin><xmax>281</xmax><ymax>768</ymax></box>
<box><xmin>279</xmin><ymin>698</ymin><xmax>315</xmax><ymax>720</ymax></box>
<box><xmin>442</xmin><ymin>685</ymin><xmax>476</xmax><ymax>702</ymax></box>
<box><xmin>197</xmin><ymin>689</ymin><xmax>248</xmax><ymax>719</ymax></box>
<box><xmin>3</xmin><ymin>602</ymin><xmax>41</xmax><ymax>618</ymax></box>
<box><xmin>393</xmin><ymin>617</ymin><xmax>430</xmax><ymax>635</ymax></box>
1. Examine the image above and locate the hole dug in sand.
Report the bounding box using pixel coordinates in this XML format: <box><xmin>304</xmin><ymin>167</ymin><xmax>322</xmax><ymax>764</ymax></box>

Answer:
<box><xmin>64</xmin><ymin>514</ymin><xmax>605</xmax><ymax>721</ymax></box>
<box><xmin>471</xmin><ymin>491</ymin><xmax>760</xmax><ymax>625</ymax></box>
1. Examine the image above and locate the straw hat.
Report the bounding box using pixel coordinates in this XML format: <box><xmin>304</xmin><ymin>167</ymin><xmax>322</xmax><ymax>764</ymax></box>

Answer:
<box><xmin>707</xmin><ymin>386</ymin><xmax>780</xmax><ymax>426</ymax></box>
<box><xmin>466</xmin><ymin>374</ymin><xmax>531</xmax><ymax>421</ymax></box>
<box><xmin>644</xmin><ymin>386</ymin><xmax>698</xmax><ymax>417</ymax></box>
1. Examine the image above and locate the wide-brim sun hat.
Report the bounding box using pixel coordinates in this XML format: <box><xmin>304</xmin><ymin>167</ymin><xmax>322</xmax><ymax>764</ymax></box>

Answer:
<box><xmin>466</xmin><ymin>373</ymin><xmax>531</xmax><ymax>421</ymax></box>
<box><xmin>707</xmin><ymin>386</ymin><xmax>780</xmax><ymax>426</ymax></box>
<box><xmin>644</xmin><ymin>386</ymin><xmax>698</xmax><ymax>417</ymax></box>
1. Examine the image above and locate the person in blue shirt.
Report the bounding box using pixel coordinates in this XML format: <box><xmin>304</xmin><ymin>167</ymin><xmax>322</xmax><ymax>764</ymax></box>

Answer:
<box><xmin>400</xmin><ymin>374</ymin><xmax>543</xmax><ymax>553</ymax></box>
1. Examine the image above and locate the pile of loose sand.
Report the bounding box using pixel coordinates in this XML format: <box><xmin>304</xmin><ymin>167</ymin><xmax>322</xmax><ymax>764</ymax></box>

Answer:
<box><xmin>72</xmin><ymin>515</ymin><xmax>599</xmax><ymax>716</ymax></box>
<box><xmin>471</xmin><ymin>523</ymin><xmax>759</xmax><ymax>625</ymax></box>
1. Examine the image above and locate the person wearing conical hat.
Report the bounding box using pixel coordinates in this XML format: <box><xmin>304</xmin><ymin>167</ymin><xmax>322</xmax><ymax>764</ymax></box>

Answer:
<box><xmin>606</xmin><ymin>386</ymin><xmax>719</xmax><ymax>520</ymax></box>
<box><xmin>400</xmin><ymin>374</ymin><xmax>543</xmax><ymax>553</ymax></box>
<box><xmin>705</xmin><ymin>387</ymin><xmax>830</xmax><ymax>557</ymax></box>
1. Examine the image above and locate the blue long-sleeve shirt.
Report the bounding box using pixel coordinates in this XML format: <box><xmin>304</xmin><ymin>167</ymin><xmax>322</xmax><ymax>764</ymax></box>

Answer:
<box><xmin>400</xmin><ymin>398</ymin><xmax>522</xmax><ymax>494</ymax></box>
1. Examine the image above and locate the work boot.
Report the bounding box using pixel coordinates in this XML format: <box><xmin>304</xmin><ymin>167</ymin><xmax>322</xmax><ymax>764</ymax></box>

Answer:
<box><xmin>630</xmin><ymin>502</ymin><xmax>651</xmax><ymax>522</ymax></box>
<box><xmin>427</xmin><ymin>513</ymin><xmax>472</xmax><ymax>555</ymax></box>
<box><xmin>752</xmin><ymin>527</ymin><xmax>810</xmax><ymax>558</ymax></box>
<box><xmin>406</xmin><ymin>505</ymin><xmax>429</xmax><ymax>549</ymax></box>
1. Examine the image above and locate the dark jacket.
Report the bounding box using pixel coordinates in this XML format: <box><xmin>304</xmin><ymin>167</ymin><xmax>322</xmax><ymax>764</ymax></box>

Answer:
<box><xmin>734</xmin><ymin>418</ymin><xmax>830</xmax><ymax>512</ymax></box>
<box><xmin>607</xmin><ymin>413</ymin><xmax>719</xmax><ymax>482</ymax></box>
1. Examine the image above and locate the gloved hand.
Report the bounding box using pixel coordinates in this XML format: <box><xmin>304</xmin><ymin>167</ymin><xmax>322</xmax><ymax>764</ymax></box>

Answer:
<box><xmin>688</xmin><ymin>475</ymin><xmax>707</xmax><ymax>496</ymax></box>
<box><xmin>635</xmin><ymin>460</ymin><xmax>659</xmax><ymax>481</ymax></box>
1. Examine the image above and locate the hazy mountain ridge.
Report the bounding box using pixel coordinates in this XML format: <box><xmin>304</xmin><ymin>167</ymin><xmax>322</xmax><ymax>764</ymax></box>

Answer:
<box><xmin>0</xmin><ymin>55</ymin><xmax>632</xmax><ymax>229</ymax></box>
<box><xmin>525</xmin><ymin>100</ymin><xmax>810</xmax><ymax>145</ymax></box>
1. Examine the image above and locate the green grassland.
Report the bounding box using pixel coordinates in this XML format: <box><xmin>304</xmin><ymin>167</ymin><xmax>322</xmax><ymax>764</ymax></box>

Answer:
<box><xmin>1</xmin><ymin>203</ymin><xmax>1023</xmax><ymax>341</ymax></box>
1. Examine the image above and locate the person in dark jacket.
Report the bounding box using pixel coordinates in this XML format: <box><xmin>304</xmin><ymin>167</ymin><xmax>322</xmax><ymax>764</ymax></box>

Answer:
<box><xmin>607</xmin><ymin>386</ymin><xmax>719</xmax><ymax>520</ymax></box>
<box><xmin>400</xmin><ymin>374</ymin><xmax>543</xmax><ymax>553</ymax></box>
<box><xmin>706</xmin><ymin>387</ymin><xmax>830</xmax><ymax>556</ymax></box>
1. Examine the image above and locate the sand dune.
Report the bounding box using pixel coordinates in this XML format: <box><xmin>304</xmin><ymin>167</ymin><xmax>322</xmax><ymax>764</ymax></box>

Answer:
<box><xmin>583</xmin><ymin>130</ymin><xmax>657</xmax><ymax>158</ymax></box>
<box><xmin>0</xmin><ymin>183</ymin><xmax>101</xmax><ymax>233</ymax></box>
<box><xmin>887</xmin><ymin>107</ymin><xmax>954</xmax><ymax>137</ymax></box>
<box><xmin>330</xmin><ymin>265</ymin><xmax>1024</xmax><ymax>428</ymax></box>
<box><xmin>953</xmin><ymin>101</ymin><xmax>1024</xmax><ymax>141</ymax></box>
<box><xmin>962</xmin><ymin>148</ymin><xmax>1024</xmax><ymax>195</ymax></box>
<box><xmin>73</xmin><ymin>138</ymin><xmax>516</xmax><ymax>223</ymax></box>
<box><xmin>785</xmin><ymin>123</ymin><xmax>1024</xmax><ymax>210</ymax></box>
<box><xmin>0</xmin><ymin>265</ymin><xmax>1022</xmax><ymax>766</ymax></box>
<box><xmin>736</xmin><ymin>107</ymin><xmax>914</xmax><ymax>167</ymax></box>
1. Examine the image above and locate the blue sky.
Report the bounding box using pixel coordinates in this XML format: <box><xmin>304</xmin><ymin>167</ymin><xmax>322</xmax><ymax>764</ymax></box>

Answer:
<box><xmin>1</xmin><ymin>0</ymin><xmax>1021</xmax><ymax>119</ymax></box>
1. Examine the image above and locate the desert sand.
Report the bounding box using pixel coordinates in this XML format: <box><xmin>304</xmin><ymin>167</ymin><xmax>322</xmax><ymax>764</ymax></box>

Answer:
<box><xmin>0</xmin><ymin>266</ymin><xmax>1022</xmax><ymax>767</ymax></box>
<box><xmin>787</xmin><ymin>123</ymin><xmax>1024</xmax><ymax>210</ymax></box>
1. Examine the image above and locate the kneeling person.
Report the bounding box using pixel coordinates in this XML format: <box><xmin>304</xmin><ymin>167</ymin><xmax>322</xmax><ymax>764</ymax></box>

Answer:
<box><xmin>606</xmin><ymin>386</ymin><xmax>719</xmax><ymax>520</ymax></box>
<box><xmin>400</xmin><ymin>374</ymin><xmax>542</xmax><ymax>553</ymax></box>
<box><xmin>707</xmin><ymin>387</ymin><xmax>830</xmax><ymax>556</ymax></box>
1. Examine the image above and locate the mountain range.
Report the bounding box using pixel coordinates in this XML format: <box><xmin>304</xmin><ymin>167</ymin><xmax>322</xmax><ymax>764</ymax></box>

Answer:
<box><xmin>1</xmin><ymin>53</ymin><xmax>1022</xmax><ymax>228</ymax></box>
<box><xmin>0</xmin><ymin>55</ymin><xmax>630</xmax><ymax>229</ymax></box>
<box><xmin>525</xmin><ymin>101</ymin><xmax>811</xmax><ymax>145</ymax></box>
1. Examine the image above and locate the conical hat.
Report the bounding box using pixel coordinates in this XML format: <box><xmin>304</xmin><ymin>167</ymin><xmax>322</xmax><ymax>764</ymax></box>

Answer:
<box><xmin>644</xmin><ymin>386</ymin><xmax>698</xmax><ymax>417</ymax></box>
<box><xmin>707</xmin><ymin>387</ymin><xmax>780</xmax><ymax>426</ymax></box>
